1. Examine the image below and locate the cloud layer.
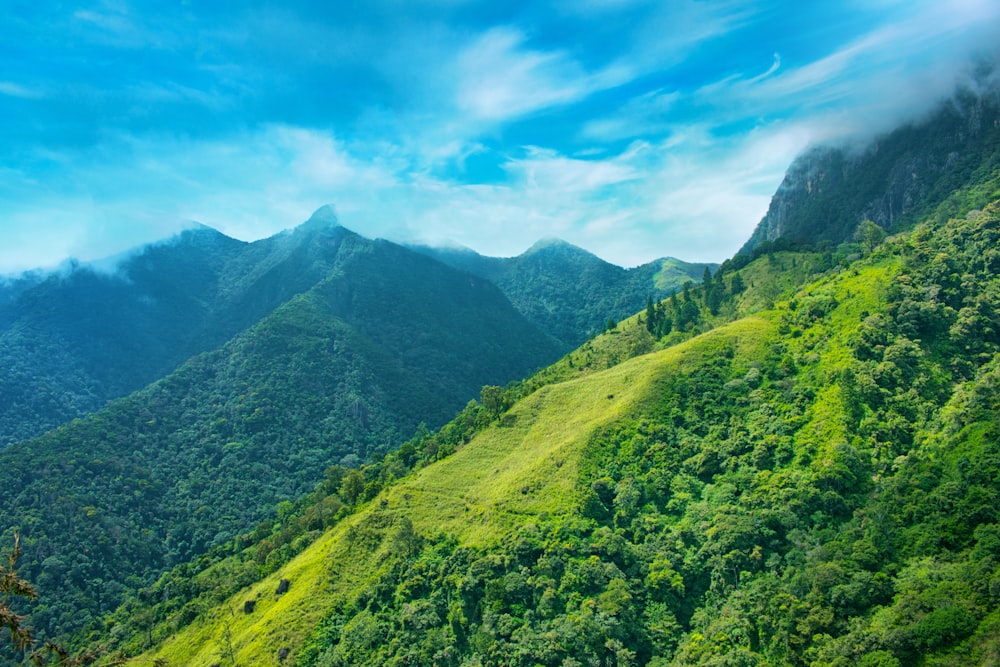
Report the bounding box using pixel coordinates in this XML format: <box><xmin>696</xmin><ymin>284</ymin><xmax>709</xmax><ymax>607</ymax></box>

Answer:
<box><xmin>2</xmin><ymin>0</ymin><xmax>999</xmax><ymax>272</ymax></box>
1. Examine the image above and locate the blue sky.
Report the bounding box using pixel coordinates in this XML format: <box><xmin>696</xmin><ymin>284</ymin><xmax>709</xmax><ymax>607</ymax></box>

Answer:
<box><xmin>2</xmin><ymin>0</ymin><xmax>999</xmax><ymax>273</ymax></box>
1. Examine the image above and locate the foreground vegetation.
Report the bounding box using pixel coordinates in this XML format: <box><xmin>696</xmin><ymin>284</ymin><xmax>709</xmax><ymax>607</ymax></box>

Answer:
<box><xmin>95</xmin><ymin>194</ymin><xmax>999</xmax><ymax>666</ymax></box>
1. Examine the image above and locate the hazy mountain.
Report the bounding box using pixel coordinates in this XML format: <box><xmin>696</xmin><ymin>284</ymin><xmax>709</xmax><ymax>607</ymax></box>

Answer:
<box><xmin>0</xmin><ymin>212</ymin><xmax>705</xmax><ymax>449</ymax></box>
<box><xmin>411</xmin><ymin>239</ymin><xmax>716</xmax><ymax>348</ymax></box>
<box><xmin>0</xmin><ymin>209</ymin><xmax>363</xmax><ymax>448</ymax></box>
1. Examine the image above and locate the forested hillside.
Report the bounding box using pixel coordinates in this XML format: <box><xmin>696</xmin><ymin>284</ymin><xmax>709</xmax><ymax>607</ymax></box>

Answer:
<box><xmin>119</xmin><ymin>190</ymin><xmax>1000</xmax><ymax>666</ymax></box>
<box><xmin>0</xmin><ymin>231</ymin><xmax>562</xmax><ymax>655</ymax></box>
<box><xmin>412</xmin><ymin>239</ymin><xmax>715</xmax><ymax>348</ymax></box>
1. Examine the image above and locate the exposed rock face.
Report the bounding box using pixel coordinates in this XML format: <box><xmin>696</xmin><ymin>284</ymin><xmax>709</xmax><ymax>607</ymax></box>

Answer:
<box><xmin>741</xmin><ymin>84</ymin><xmax>1000</xmax><ymax>254</ymax></box>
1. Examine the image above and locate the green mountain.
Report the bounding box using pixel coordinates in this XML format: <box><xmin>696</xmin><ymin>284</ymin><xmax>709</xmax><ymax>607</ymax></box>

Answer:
<box><xmin>117</xmin><ymin>193</ymin><xmax>1000</xmax><ymax>667</ymax></box>
<box><xmin>0</xmin><ymin>227</ymin><xmax>562</xmax><ymax>651</ymax></box>
<box><xmin>741</xmin><ymin>82</ymin><xmax>1000</xmax><ymax>254</ymax></box>
<box><xmin>411</xmin><ymin>239</ymin><xmax>716</xmax><ymax>348</ymax></box>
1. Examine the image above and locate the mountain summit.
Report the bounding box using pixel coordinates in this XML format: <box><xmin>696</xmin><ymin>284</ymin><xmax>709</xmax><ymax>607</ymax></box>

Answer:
<box><xmin>300</xmin><ymin>204</ymin><xmax>341</xmax><ymax>230</ymax></box>
<box><xmin>412</xmin><ymin>241</ymin><xmax>715</xmax><ymax>348</ymax></box>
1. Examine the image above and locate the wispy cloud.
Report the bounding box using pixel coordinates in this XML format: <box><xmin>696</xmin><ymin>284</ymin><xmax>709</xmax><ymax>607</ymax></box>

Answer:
<box><xmin>0</xmin><ymin>82</ymin><xmax>45</xmax><ymax>99</ymax></box>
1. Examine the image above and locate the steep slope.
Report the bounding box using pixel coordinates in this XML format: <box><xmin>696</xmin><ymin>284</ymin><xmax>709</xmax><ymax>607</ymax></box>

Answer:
<box><xmin>741</xmin><ymin>80</ymin><xmax>1000</xmax><ymax>254</ymax></box>
<box><xmin>0</xmin><ymin>209</ymin><xmax>357</xmax><ymax>448</ymax></box>
<box><xmin>135</xmin><ymin>316</ymin><xmax>770</xmax><ymax>667</ymax></box>
<box><xmin>127</xmin><ymin>197</ymin><xmax>1000</xmax><ymax>667</ymax></box>
<box><xmin>0</xmin><ymin>232</ymin><xmax>561</xmax><ymax>650</ymax></box>
<box><xmin>412</xmin><ymin>239</ymin><xmax>715</xmax><ymax>348</ymax></box>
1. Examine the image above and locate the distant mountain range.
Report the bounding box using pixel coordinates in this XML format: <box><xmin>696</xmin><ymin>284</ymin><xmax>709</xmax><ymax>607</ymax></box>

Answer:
<box><xmin>0</xmin><ymin>209</ymin><xmax>708</xmax><ymax>449</ymax></box>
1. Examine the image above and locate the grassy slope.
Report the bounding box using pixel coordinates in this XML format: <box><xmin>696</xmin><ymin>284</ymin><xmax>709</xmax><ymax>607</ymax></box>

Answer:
<box><xmin>140</xmin><ymin>317</ymin><xmax>773</xmax><ymax>667</ymax></box>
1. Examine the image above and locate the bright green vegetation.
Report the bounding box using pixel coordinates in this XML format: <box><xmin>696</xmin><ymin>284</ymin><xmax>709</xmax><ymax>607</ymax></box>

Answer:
<box><xmin>131</xmin><ymin>317</ymin><xmax>771</xmax><ymax>667</ymax></box>
<box><xmin>0</xmin><ymin>232</ymin><xmax>561</xmax><ymax>654</ymax></box>
<box><xmin>119</xmin><ymin>196</ymin><xmax>1000</xmax><ymax>666</ymax></box>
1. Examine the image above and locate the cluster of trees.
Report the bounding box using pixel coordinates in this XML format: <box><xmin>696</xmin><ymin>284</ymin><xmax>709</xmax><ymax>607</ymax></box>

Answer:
<box><xmin>641</xmin><ymin>267</ymin><xmax>748</xmax><ymax>340</ymax></box>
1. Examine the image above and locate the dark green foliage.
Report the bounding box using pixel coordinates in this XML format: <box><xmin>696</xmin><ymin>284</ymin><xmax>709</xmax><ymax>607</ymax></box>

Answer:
<box><xmin>412</xmin><ymin>239</ymin><xmax>716</xmax><ymax>348</ymax></box>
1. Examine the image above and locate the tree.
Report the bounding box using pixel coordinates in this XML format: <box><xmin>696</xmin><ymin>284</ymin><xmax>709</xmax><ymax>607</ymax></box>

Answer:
<box><xmin>1</xmin><ymin>533</ymin><xmax>35</xmax><ymax>651</ymax></box>
<box><xmin>480</xmin><ymin>385</ymin><xmax>506</xmax><ymax>420</ymax></box>
<box><xmin>340</xmin><ymin>469</ymin><xmax>366</xmax><ymax>505</ymax></box>
<box><xmin>729</xmin><ymin>273</ymin><xmax>746</xmax><ymax>295</ymax></box>
<box><xmin>855</xmin><ymin>219</ymin><xmax>886</xmax><ymax>254</ymax></box>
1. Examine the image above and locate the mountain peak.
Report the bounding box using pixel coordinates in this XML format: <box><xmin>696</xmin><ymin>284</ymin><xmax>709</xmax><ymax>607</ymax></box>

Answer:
<box><xmin>303</xmin><ymin>204</ymin><xmax>340</xmax><ymax>229</ymax></box>
<box><xmin>522</xmin><ymin>238</ymin><xmax>591</xmax><ymax>257</ymax></box>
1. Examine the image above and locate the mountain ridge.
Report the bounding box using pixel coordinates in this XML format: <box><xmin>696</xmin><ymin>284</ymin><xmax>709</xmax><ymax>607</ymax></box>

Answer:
<box><xmin>410</xmin><ymin>240</ymin><xmax>716</xmax><ymax>348</ymax></box>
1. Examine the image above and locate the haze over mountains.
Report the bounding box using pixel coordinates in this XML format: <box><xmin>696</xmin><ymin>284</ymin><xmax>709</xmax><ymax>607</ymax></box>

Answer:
<box><xmin>1</xmin><ymin>77</ymin><xmax>1000</xmax><ymax>667</ymax></box>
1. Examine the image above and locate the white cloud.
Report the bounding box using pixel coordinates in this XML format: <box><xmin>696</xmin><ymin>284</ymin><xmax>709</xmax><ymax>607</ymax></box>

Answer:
<box><xmin>453</xmin><ymin>27</ymin><xmax>629</xmax><ymax>122</ymax></box>
<box><xmin>0</xmin><ymin>81</ymin><xmax>44</xmax><ymax>99</ymax></box>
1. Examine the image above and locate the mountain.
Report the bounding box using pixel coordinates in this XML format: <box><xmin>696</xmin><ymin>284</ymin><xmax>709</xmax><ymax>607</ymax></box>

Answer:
<box><xmin>0</xmin><ymin>210</ymin><xmax>368</xmax><ymax>448</ymax></box>
<box><xmin>120</xmin><ymin>194</ymin><xmax>1000</xmax><ymax>666</ymax></box>
<box><xmin>1</xmin><ymin>214</ymin><xmax>707</xmax><ymax>450</ymax></box>
<box><xmin>0</xmin><ymin>225</ymin><xmax>563</xmax><ymax>649</ymax></box>
<box><xmin>5</xmin><ymin>83</ymin><xmax>1000</xmax><ymax>667</ymax></box>
<box><xmin>741</xmin><ymin>80</ymin><xmax>1000</xmax><ymax>254</ymax></box>
<box><xmin>411</xmin><ymin>239</ymin><xmax>716</xmax><ymax>349</ymax></box>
